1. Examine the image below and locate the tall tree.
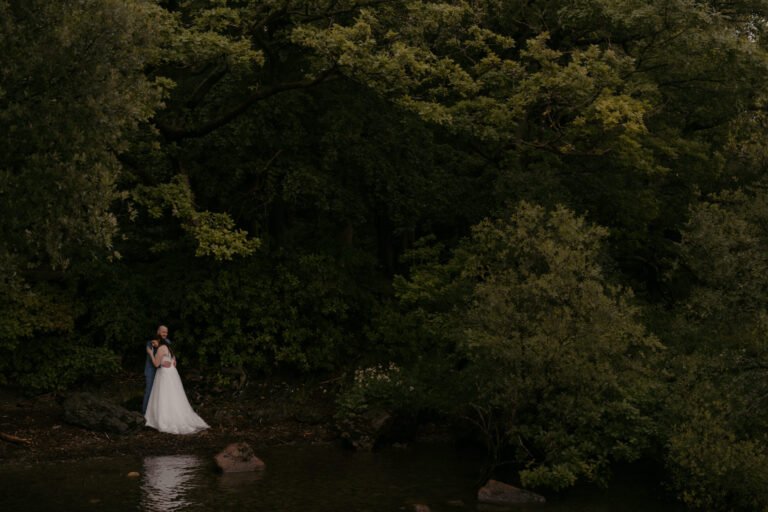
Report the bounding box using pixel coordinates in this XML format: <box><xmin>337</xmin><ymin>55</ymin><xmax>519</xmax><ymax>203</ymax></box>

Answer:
<box><xmin>0</xmin><ymin>0</ymin><xmax>171</xmax><ymax>388</ymax></box>
<box><xmin>392</xmin><ymin>202</ymin><xmax>662</xmax><ymax>489</ymax></box>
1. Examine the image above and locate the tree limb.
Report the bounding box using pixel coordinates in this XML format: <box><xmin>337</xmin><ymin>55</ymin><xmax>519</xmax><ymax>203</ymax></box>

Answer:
<box><xmin>287</xmin><ymin>0</ymin><xmax>400</xmax><ymax>23</ymax></box>
<box><xmin>186</xmin><ymin>61</ymin><xmax>229</xmax><ymax>110</ymax></box>
<box><xmin>156</xmin><ymin>67</ymin><xmax>339</xmax><ymax>142</ymax></box>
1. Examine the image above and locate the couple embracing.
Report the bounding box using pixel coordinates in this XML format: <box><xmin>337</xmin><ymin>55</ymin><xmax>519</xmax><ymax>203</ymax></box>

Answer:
<box><xmin>142</xmin><ymin>325</ymin><xmax>209</xmax><ymax>435</ymax></box>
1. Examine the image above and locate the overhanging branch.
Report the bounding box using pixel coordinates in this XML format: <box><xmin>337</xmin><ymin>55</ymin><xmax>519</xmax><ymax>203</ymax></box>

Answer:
<box><xmin>156</xmin><ymin>67</ymin><xmax>339</xmax><ymax>142</ymax></box>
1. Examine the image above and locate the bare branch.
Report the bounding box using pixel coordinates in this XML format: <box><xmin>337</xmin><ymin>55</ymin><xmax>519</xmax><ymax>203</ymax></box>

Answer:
<box><xmin>287</xmin><ymin>0</ymin><xmax>400</xmax><ymax>23</ymax></box>
<box><xmin>156</xmin><ymin>67</ymin><xmax>339</xmax><ymax>142</ymax></box>
<box><xmin>185</xmin><ymin>61</ymin><xmax>229</xmax><ymax>110</ymax></box>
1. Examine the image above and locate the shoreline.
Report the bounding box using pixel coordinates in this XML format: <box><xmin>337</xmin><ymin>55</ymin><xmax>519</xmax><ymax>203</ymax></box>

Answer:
<box><xmin>0</xmin><ymin>374</ymin><xmax>340</xmax><ymax>464</ymax></box>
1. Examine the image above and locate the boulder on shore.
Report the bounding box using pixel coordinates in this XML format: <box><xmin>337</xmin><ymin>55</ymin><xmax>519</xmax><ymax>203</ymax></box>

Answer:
<box><xmin>62</xmin><ymin>392</ymin><xmax>145</xmax><ymax>434</ymax></box>
<box><xmin>477</xmin><ymin>479</ymin><xmax>546</xmax><ymax>505</ymax></box>
<box><xmin>214</xmin><ymin>442</ymin><xmax>266</xmax><ymax>473</ymax></box>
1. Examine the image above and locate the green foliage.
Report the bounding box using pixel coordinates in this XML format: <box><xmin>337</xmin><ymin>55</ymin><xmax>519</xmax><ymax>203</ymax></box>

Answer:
<box><xmin>661</xmin><ymin>185</ymin><xmax>768</xmax><ymax>509</ymax></box>
<box><xmin>0</xmin><ymin>262</ymin><xmax>119</xmax><ymax>392</ymax></box>
<box><xmin>674</xmin><ymin>185</ymin><xmax>768</xmax><ymax>349</ymax></box>
<box><xmin>131</xmin><ymin>175</ymin><xmax>260</xmax><ymax>260</ymax></box>
<box><xmin>293</xmin><ymin>0</ymin><xmax>768</xmax><ymax>295</ymax></box>
<box><xmin>0</xmin><ymin>273</ymin><xmax>77</xmax><ymax>385</ymax></box>
<box><xmin>14</xmin><ymin>344</ymin><xmax>120</xmax><ymax>393</ymax></box>
<box><xmin>334</xmin><ymin>355</ymin><xmax>468</xmax><ymax>451</ymax></box>
<box><xmin>0</xmin><ymin>0</ymin><xmax>170</xmax><ymax>390</ymax></box>
<box><xmin>5</xmin><ymin>0</ymin><xmax>768</xmax><ymax>504</ymax></box>
<box><xmin>176</xmin><ymin>253</ymin><xmax>358</xmax><ymax>372</ymax></box>
<box><xmin>393</xmin><ymin>203</ymin><xmax>662</xmax><ymax>489</ymax></box>
<box><xmin>336</xmin><ymin>362</ymin><xmax>409</xmax><ymax>415</ymax></box>
<box><xmin>664</xmin><ymin>355</ymin><xmax>768</xmax><ymax>511</ymax></box>
<box><xmin>84</xmin><ymin>249</ymin><xmax>370</xmax><ymax>378</ymax></box>
<box><xmin>0</xmin><ymin>0</ymin><xmax>170</xmax><ymax>268</ymax></box>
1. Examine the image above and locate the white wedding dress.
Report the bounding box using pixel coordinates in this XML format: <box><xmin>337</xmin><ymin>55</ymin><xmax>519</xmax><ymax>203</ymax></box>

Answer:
<box><xmin>144</xmin><ymin>352</ymin><xmax>209</xmax><ymax>435</ymax></box>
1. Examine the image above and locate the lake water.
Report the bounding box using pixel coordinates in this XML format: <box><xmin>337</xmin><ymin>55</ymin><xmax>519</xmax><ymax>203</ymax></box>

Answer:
<box><xmin>0</xmin><ymin>444</ymin><xmax>683</xmax><ymax>511</ymax></box>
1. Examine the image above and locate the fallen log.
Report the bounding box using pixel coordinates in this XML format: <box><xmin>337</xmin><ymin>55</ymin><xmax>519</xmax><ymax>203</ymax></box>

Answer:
<box><xmin>0</xmin><ymin>431</ymin><xmax>32</xmax><ymax>446</ymax></box>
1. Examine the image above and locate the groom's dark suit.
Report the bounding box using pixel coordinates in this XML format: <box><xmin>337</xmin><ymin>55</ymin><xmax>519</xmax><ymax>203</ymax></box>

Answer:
<box><xmin>142</xmin><ymin>338</ymin><xmax>171</xmax><ymax>414</ymax></box>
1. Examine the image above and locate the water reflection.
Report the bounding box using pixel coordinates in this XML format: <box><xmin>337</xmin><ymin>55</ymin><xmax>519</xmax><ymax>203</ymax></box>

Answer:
<box><xmin>140</xmin><ymin>455</ymin><xmax>202</xmax><ymax>511</ymax></box>
<box><xmin>218</xmin><ymin>469</ymin><xmax>263</xmax><ymax>492</ymax></box>
<box><xmin>0</xmin><ymin>446</ymin><xmax>683</xmax><ymax>512</ymax></box>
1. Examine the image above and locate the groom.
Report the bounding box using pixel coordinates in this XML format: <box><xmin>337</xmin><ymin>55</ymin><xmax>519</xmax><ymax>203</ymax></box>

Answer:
<box><xmin>142</xmin><ymin>324</ymin><xmax>171</xmax><ymax>414</ymax></box>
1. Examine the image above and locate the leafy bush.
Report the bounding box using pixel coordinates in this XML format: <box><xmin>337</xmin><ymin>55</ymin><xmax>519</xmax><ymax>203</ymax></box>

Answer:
<box><xmin>14</xmin><ymin>344</ymin><xmax>120</xmax><ymax>393</ymax></box>
<box><xmin>336</xmin><ymin>362</ymin><xmax>408</xmax><ymax>415</ymax></box>
<box><xmin>179</xmin><ymin>252</ymin><xmax>367</xmax><ymax>373</ymax></box>
<box><xmin>84</xmin><ymin>248</ymin><xmax>370</xmax><ymax>379</ymax></box>
<box><xmin>0</xmin><ymin>269</ymin><xmax>120</xmax><ymax>392</ymax></box>
<box><xmin>661</xmin><ymin>186</ymin><xmax>768</xmax><ymax>509</ymax></box>
<box><xmin>664</xmin><ymin>358</ymin><xmax>768</xmax><ymax>511</ymax></box>
<box><xmin>389</xmin><ymin>202</ymin><xmax>662</xmax><ymax>489</ymax></box>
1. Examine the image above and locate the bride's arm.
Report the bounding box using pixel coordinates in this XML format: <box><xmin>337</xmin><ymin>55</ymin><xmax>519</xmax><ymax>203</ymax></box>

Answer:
<box><xmin>147</xmin><ymin>346</ymin><xmax>168</xmax><ymax>368</ymax></box>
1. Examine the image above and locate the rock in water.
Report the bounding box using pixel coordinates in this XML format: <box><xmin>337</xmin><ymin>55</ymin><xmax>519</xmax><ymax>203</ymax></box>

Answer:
<box><xmin>62</xmin><ymin>392</ymin><xmax>145</xmax><ymax>434</ymax></box>
<box><xmin>477</xmin><ymin>479</ymin><xmax>546</xmax><ymax>504</ymax></box>
<box><xmin>214</xmin><ymin>442</ymin><xmax>266</xmax><ymax>473</ymax></box>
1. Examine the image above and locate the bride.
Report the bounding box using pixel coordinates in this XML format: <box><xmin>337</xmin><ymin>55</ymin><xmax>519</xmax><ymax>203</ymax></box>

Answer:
<box><xmin>144</xmin><ymin>338</ymin><xmax>209</xmax><ymax>435</ymax></box>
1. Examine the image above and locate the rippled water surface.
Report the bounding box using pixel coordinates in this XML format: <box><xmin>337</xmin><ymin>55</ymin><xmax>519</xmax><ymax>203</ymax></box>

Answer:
<box><xmin>0</xmin><ymin>444</ymin><xmax>682</xmax><ymax>511</ymax></box>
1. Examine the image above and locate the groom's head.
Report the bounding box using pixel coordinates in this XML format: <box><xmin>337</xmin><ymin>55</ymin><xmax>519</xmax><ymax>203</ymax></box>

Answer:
<box><xmin>157</xmin><ymin>325</ymin><xmax>168</xmax><ymax>340</ymax></box>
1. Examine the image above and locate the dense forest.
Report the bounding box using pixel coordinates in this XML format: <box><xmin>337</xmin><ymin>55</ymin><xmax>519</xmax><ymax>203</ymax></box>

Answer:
<box><xmin>3</xmin><ymin>0</ymin><xmax>768</xmax><ymax>508</ymax></box>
